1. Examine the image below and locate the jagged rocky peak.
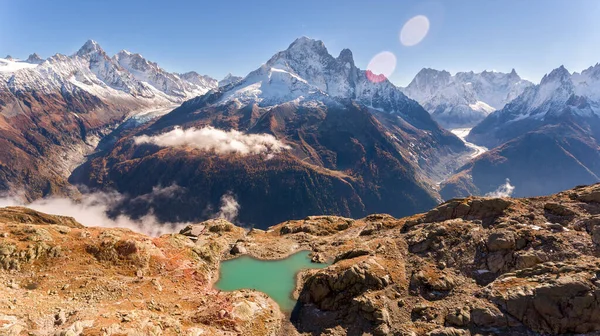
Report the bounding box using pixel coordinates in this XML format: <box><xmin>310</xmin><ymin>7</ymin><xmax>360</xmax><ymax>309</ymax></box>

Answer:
<box><xmin>4</xmin><ymin>55</ymin><xmax>14</xmax><ymax>61</ymax></box>
<box><xmin>180</xmin><ymin>71</ymin><xmax>219</xmax><ymax>87</ymax></box>
<box><xmin>269</xmin><ymin>36</ymin><xmax>333</xmax><ymax>69</ymax></box>
<box><xmin>25</xmin><ymin>53</ymin><xmax>44</xmax><ymax>64</ymax></box>
<box><xmin>115</xmin><ymin>49</ymin><xmax>158</xmax><ymax>72</ymax></box>
<box><xmin>580</xmin><ymin>63</ymin><xmax>600</xmax><ymax>79</ymax></box>
<box><xmin>541</xmin><ymin>65</ymin><xmax>571</xmax><ymax>84</ymax></box>
<box><xmin>409</xmin><ymin>68</ymin><xmax>452</xmax><ymax>90</ymax></box>
<box><xmin>337</xmin><ymin>48</ymin><xmax>355</xmax><ymax>67</ymax></box>
<box><xmin>467</xmin><ymin>62</ymin><xmax>600</xmax><ymax>149</ymax></box>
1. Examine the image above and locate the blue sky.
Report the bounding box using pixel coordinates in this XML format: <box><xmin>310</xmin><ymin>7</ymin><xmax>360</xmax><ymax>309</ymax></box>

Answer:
<box><xmin>1</xmin><ymin>0</ymin><xmax>599</xmax><ymax>86</ymax></box>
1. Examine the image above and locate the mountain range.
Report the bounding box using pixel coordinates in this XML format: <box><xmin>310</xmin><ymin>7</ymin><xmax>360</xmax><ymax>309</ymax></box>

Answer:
<box><xmin>441</xmin><ymin>64</ymin><xmax>600</xmax><ymax>198</ymax></box>
<box><xmin>4</xmin><ymin>36</ymin><xmax>600</xmax><ymax>226</ymax></box>
<box><xmin>402</xmin><ymin>68</ymin><xmax>533</xmax><ymax>128</ymax></box>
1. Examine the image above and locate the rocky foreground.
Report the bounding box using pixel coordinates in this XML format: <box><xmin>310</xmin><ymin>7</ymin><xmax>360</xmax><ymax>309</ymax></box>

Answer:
<box><xmin>1</xmin><ymin>184</ymin><xmax>600</xmax><ymax>335</ymax></box>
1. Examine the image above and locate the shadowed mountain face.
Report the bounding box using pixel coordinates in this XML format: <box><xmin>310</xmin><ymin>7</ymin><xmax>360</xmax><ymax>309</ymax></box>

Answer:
<box><xmin>73</xmin><ymin>98</ymin><xmax>454</xmax><ymax>228</ymax></box>
<box><xmin>441</xmin><ymin>122</ymin><xmax>600</xmax><ymax>199</ymax></box>
<box><xmin>72</xmin><ymin>38</ymin><xmax>467</xmax><ymax>228</ymax></box>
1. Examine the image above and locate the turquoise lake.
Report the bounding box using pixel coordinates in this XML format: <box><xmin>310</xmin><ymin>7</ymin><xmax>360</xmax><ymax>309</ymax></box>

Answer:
<box><xmin>215</xmin><ymin>250</ymin><xmax>328</xmax><ymax>311</ymax></box>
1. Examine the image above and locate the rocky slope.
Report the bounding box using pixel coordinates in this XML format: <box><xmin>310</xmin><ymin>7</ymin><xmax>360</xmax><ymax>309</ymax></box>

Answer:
<box><xmin>72</xmin><ymin>37</ymin><xmax>467</xmax><ymax>228</ymax></box>
<box><xmin>402</xmin><ymin>69</ymin><xmax>532</xmax><ymax>128</ymax></box>
<box><xmin>1</xmin><ymin>183</ymin><xmax>600</xmax><ymax>335</ymax></box>
<box><xmin>0</xmin><ymin>208</ymin><xmax>282</xmax><ymax>335</ymax></box>
<box><xmin>442</xmin><ymin>64</ymin><xmax>600</xmax><ymax>200</ymax></box>
<box><xmin>0</xmin><ymin>42</ymin><xmax>217</xmax><ymax>200</ymax></box>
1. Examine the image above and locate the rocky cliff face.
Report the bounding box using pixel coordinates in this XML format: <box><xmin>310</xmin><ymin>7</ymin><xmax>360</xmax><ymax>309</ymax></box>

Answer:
<box><xmin>1</xmin><ymin>183</ymin><xmax>600</xmax><ymax>335</ymax></box>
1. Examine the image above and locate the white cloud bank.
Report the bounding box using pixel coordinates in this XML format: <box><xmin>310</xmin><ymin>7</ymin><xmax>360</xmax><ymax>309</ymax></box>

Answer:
<box><xmin>0</xmin><ymin>190</ymin><xmax>188</xmax><ymax>237</ymax></box>
<box><xmin>485</xmin><ymin>179</ymin><xmax>515</xmax><ymax>198</ymax></box>
<box><xmin>0</xmin><ymin>186</ymin><xmax>245</xmax><ymax>237</ymax></box>
<box><xmin>134</xmin><ymin>126</ymin><xmax>289</xmax><ymax>156</ymax></box>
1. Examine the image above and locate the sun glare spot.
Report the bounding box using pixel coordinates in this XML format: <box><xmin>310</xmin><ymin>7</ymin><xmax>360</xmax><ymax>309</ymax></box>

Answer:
<box><xmin>366</xmin><ymin>51</ymin><xmax>397</xmax><ymax>83</ymax></box>
<box><xmin>400</xmin><ymin>15</ymin><xmax>430</xmax><ymax>46</ymax></box>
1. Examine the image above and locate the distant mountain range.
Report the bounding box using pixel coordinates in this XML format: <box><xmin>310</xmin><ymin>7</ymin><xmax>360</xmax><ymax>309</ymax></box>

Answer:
<box><xmin>0</xmin><ymin>40</ymin><xmax>232</xmax><ymax>200</ymax></box>
<box><xmin>402</xmin><ymin>68</ymin><xmax>533</xmax><ymax>128</ymax></box>
<box><xmin>442</xmin><ymin>64</ymin><xmax>600</xmax><ymax>199</ymax></box>
<box><xmin>1</xmin><ymin>40</ymin><xmax>219</xmax><ymax>105</ymax></box>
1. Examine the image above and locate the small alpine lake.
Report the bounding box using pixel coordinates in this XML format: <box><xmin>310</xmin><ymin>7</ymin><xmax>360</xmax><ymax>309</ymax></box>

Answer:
<box><xmin>215</xmin><ymin>250</ymin><xmax>329</xmax><ymax>312</ymax></box>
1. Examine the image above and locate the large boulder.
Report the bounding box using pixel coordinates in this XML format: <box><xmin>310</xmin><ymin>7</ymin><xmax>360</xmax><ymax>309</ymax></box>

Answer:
<box><xmin>299</xmin><ymin>257</ymin><xmax>392</xmax><ymax>310</ymax></box>
<box><xmin>486</xmin><ymin>230</ymin><xmax>516</xmax><ymax>252</ymax></box>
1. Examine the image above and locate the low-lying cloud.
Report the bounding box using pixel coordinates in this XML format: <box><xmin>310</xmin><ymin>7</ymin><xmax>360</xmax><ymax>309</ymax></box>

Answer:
<box><xmin>129</xmin><ymin>184</ymin><xmax>185</xmax><ymax>204</ymax></box>
<box><xmin>134</xmin><ymin>126</ymin><xmax>289</xmax><ymax>155</ymax></box>
<box><xmin>485</xmin><ymin>178</ymin><xmax>515</xmax><ymax>198</ymax></box>
<box><xmin>0</xmin><ymin>189</ymin><xmax>189</xmax><ymax>237</ymax></box>
<box><xmin>215</xmin><ymin>193</ymin><xmax>240</xmax><ymax>222</ymax></box>
<box><xmin>0</xmin><ymin>186</ymin><xmax>246</xmax><ymax>237</ymax></box>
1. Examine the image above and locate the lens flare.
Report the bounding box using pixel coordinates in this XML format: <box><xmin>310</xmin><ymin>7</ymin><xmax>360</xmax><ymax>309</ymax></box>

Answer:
<box><xmin>400</xmin><ymin>15</ymin><xmax>430</xmax><ymax>46</ymax></box>
<box><xmin>366</xmin><ymin>51</ymin><xmax>397</xmax><ymax>83</ymax></box>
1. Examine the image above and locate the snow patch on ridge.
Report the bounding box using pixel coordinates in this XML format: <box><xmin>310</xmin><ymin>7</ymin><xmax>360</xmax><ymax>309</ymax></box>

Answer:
<box><xmin>0</xmin><ymin>58</ymin><xmax>39</xmax><ymax>73</ymax></box>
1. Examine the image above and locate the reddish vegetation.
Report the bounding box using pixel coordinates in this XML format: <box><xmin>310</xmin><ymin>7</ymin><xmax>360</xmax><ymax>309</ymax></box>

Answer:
<box><xmin>0</xmin><ymin>88</ymin><xmax>139</xmax><ymax>200</ymax></box>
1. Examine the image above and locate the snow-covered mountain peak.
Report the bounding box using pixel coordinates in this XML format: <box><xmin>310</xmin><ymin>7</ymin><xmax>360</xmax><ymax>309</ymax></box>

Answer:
<box><xmin>287</xmin><ymin>36</ymin><xmax>328</xmax><ymax>53</ymax></box>
<box><xmin>469</xmin><ymin>61</ymin><xmax>600</xmax><ymax>148</ymax></box>
<box><xmin>580</xmin><ymin>63</ymin><xmax>600</xmax><ymax>80</ymax></box>
<box><xmin>267</xmin><ymin>37</ymin><xmax>332</xmax><ymax>74</ymax></box>
<box><xmin>25</xmin><ymin>53</ymin><xmax>44</xmax><ymax>64</ymax></box>
<box><xmin>76</xmin><ymin>40</ymin><xmax>104</xmax><ymax>57</ymax></box>
<box><xmin>4</xmin><ymin>55</ymin><xmax>14</xmax><ymax>61</ymax></box>
<box><xmin>115</xmin><ymin>50</ymin><xmax>160</xmax><ymax>73</ymax></box>
<box><xmin>113</xmin><ymin>49</ymin><xmax>217</xmax><ymax>100</ymax></box>
<box><xmin>0</xmin><ymin>56</ymin><xmax>40</xmax><ymax>73</ymax></box>
<box><xmin>179</xmin><ymin>71</ymin><xmax>219</xmax><ymax>92</ymax></box>
<box><xmin>215</xmin><ymin>37</ymin><xmax>424</xmax><ymax>121</ymax></box>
